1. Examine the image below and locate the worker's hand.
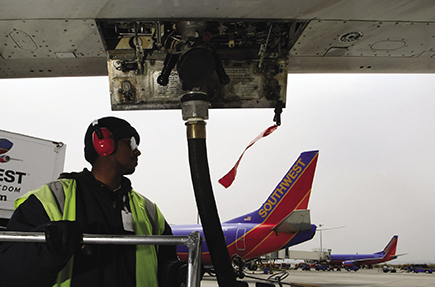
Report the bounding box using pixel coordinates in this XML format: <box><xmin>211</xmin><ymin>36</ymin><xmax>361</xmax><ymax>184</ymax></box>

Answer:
<box><xmin>174</xmin><ymin>262</ymin><xmax>188</xmax><ymax>286</ymax></box>
<box><xmin>160</xmin><ymin>260</ymin><xmax>189</xmax><ymax>287</ymax></box>
<box><xmin>44</xmin><ymin>220</ymin><xmax>82</xmax><ymax>256</ymax></box>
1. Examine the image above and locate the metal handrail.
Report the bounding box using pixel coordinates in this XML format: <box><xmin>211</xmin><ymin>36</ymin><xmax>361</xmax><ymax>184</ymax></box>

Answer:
<box><xmin>0</xmin><ymin>230</ymin><xmax>202</xmax><ymax>287</ymax></box>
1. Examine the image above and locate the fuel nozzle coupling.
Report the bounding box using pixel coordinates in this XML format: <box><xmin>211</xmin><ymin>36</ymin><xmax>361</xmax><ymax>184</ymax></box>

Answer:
<box><xmin>181</xmin><ymin>92</ymin><xmax>209</xmax><ymax>139</ymax></box>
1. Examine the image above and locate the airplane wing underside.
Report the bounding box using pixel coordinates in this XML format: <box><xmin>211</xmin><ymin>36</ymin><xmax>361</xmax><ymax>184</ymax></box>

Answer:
<box><xmin>346</xmin><ymin>257</ymin><xmax>381</xmax><ymax>264</ymax></box>
<box><xmin>1</xmin><ymin>0</ymin><xmax>435</xmax><ymax>80</ymax></box>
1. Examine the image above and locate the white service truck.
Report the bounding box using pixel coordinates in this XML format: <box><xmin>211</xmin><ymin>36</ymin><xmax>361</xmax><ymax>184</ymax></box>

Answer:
<box><xmin>0</xmin><ymin>129</ymin><xmax>66</xmax><ymax>225</ymax></box>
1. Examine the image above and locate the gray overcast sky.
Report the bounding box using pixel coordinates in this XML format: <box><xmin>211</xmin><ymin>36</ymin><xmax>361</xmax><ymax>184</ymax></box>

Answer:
<box><xmin>2</xmin><ymin>73</ymin><xmax>435</xmax><ymax>264</ymax></box>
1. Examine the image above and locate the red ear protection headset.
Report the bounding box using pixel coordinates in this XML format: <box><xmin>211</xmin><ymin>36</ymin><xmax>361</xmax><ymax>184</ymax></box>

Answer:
<box><xmin>92</xmin><ymin>120</ymin><xmax>116</xmax><ymax>156</ymax></box>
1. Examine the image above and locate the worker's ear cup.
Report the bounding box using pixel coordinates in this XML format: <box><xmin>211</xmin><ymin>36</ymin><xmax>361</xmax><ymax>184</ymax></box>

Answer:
<box><xmin>92</xmin><ymin>127</ymin><xmax>115</xmax><ymax>156</ymax></box>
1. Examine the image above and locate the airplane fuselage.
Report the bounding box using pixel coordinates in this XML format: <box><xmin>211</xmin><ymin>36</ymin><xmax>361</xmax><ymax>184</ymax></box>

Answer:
<box><xmin>330</xmin><ymin>253</ymin><xmax>389</xmax><ymax>267</ymax></box>
<box><xmin>172</xmin><ymin>223</ymin><xmax>316</xmax><ymax>266</ymax></box>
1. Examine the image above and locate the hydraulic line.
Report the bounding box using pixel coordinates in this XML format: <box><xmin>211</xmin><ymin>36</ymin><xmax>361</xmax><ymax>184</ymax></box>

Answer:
<box><xmin>182</xmin><ymin>93</ymin><xmax>239</xmax><ymax>287</ymax></box>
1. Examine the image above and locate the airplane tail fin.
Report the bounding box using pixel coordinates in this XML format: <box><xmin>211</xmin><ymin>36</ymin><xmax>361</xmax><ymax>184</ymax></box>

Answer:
<box><xmin>377</xmin><ymin>235</ymin><xmax>398</xmax><ymax>258</ymax></box>
<box><xmin>225</xmin><ymin>150</ymin><xmax>319</xmax><ymax>225</ymax></box>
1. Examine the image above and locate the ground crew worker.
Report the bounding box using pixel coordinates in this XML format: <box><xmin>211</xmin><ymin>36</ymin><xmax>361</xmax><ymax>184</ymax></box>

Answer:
<box><xmin>0</xmin><ymin>116</ymin><xmax>185</xmax><ymax>287</ymax></box>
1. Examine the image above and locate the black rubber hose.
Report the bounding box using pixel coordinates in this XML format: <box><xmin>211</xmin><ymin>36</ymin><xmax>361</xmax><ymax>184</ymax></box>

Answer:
<box><xmin>187</xmin><ymin>138</ymin><xmax>238</xmax><ymax>287</ymax></box>
<box><xmin>157</xmin><ymin>53</ymin><xmax>180</xmax><ymax>86</ymax></box>
<box><xmin>211</xmin><ymin>50</ymin><xmax>230</xmax><ymax>85</ymax></box>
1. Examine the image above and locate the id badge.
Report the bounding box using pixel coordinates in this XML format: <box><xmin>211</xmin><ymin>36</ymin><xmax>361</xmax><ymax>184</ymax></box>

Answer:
<box><xmin>122</xmin><ymin>209</ymin><xmax>135</xmax><ymax>232</ymax></box>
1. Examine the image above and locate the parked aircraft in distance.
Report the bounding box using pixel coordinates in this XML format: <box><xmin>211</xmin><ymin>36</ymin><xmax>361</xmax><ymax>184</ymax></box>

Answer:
<box><xmin>172</xmin><ymin>150</ymin><xmax>319</xmax><ymax>266</ymax></box>
<box><xmin>329</xmin><ymin>235</ymin><xmax>403</xmax><ymax>270</ymax></box>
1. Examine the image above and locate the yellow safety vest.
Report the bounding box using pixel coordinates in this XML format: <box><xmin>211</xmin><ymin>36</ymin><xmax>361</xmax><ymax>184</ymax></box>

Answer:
<box><xmin>15</xmin><ymin>178</ymin><xmax>166</xmax><ymax>287</ymax></box>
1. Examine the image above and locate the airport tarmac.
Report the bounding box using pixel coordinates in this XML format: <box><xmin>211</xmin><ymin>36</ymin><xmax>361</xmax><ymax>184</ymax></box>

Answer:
<box><xmin>200</xmin><ymin>269</ymin><xmax>434</xmax><ymax>287</ymax></box>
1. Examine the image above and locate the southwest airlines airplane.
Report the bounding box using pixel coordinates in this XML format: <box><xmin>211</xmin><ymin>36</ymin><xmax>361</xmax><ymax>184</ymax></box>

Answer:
<box><xmin>172</xmin><ymin>150</ymin><xmax>319</xmax><ymax>266</ymax></box>
<box><xmin>329</xmin><ymin>235</ymin><xmax>402</xmax><ymax>270</ymax></box>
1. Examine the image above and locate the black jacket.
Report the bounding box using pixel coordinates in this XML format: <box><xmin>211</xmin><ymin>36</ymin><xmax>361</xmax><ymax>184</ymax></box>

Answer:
<box><xmin>0</xmin><ymin>169</ymin><xmax>178</xmax><ymax>287</ymax></box>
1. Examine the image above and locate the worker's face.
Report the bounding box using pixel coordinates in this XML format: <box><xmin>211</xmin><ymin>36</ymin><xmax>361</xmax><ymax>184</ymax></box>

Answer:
<box><xmin>113</xmin><ymin>137</ymin><xmax>141</xmax><ymax>175</ymax></box>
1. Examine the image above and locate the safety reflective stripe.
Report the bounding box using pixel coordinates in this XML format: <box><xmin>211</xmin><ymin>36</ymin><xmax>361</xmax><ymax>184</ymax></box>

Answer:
<box><xmin>15</xmin><ymin>180</ymin><xmax>75</xmax><ymax>287</ymax></box>
<box><xmin>46</xmin><ymin>180</ymin><xmax>75</xmax><ymax>287</ymax></box>
<box><xmin>128</xmin><ymin>190</ymin><xmax>164</xmax><ymax>287</ymax></box>
<box><xmin>47</xmin><ymin>180</ymin><xmax>65</xmax><ymax>215</ymax></box>
<box><xmin>143</xmin><ymin>195</ymin><xmax>157</xmax><ymax>235</ymax></box>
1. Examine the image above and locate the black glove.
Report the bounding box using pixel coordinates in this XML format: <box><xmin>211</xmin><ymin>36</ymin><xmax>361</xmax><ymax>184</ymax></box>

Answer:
<box><xmin>44</xmin><ymin>220</ymin><xmax>82</xmax><ymax>256</ymax></box>
<box><xmin>160</xmin><ymin>260</ymin><xmax>188</xmax><ymax>287</ymax></box>
<box><xmin>175</xmin><ymin>262</ymin><xmax>188</xmax><ymax>286</ymax></box>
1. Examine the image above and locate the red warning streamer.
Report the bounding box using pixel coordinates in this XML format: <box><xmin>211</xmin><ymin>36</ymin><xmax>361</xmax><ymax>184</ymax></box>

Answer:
<box><xmin>218</xmin><ymin>125</ymin><xmax>278</xmax><ymax>188</ymax></box>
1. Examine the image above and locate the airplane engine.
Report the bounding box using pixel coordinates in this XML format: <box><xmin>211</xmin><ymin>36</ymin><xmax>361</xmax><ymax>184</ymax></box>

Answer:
<box><xmin>343</xmin><ymin>261</ymin><xmax>354</xmax><ymax>267</ymax></box>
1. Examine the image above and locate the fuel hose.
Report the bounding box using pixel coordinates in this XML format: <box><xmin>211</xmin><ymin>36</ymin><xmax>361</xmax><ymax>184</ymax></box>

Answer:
<box><xmin>182</xmin><ymin>93</ymin><xmax>240</xmax><ymax>287</ymax></box>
